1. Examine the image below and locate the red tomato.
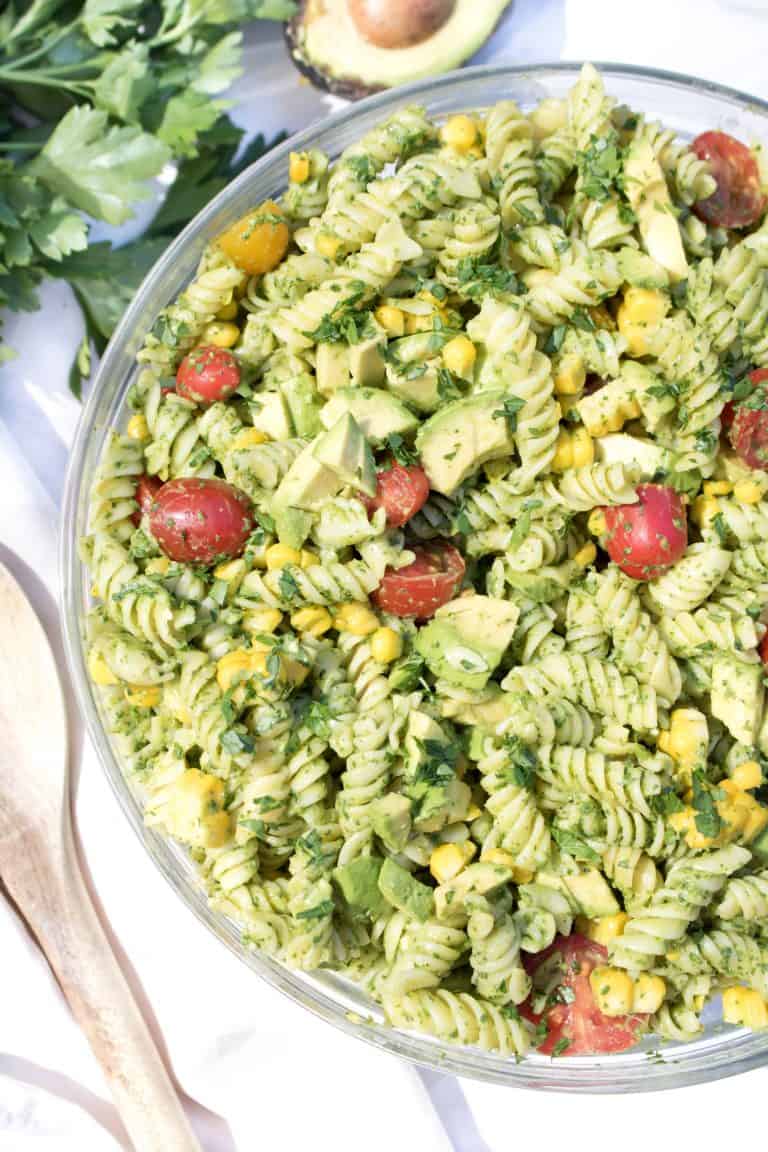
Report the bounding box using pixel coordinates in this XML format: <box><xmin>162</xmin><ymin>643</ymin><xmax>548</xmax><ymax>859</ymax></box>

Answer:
<box><xmin>149</xmin><ymin>477</ymin><xmax>254</xmax><ymax>564</ymax></box>
<box><xmin>131</xmin><ymin>473</ymin><xmax>162</xmax><ymax>527</ymax></box>
<box><xmin>760</xmin><ymin>631</ymin><xmax>768</xmax><ymax>668</ymax></box>
<box><xmin>602</xmin><ymin>484</ymin><xmax>687</xmax><ymax>581</ymax></box>
<box><xmin>372</xmin><ymin>540</ymin><xmax>465</xmax><ymax>619</ymax></box>
<box><xmin>176</xmin><ymin>345</ymin><xmax>240</xmax><ymax>406</ymax></box>
<box><xmin>692</xmin><ymin>131</ymin><xmax>767</xmax><ymax>230</ymax></box>
<box><xmin>521</xmin><ymin>935</ymin><xmax>646</xmax><ymax>1056</ymax></box>
<box><xmin>727</xmin><ymin>368</ymin><xmax>768</xmax><ymax>470</ymax></box>
<box><xmin>362</xmin><ymin>464</ymin><xmax>430</xmax><ymax>528</ymax></box>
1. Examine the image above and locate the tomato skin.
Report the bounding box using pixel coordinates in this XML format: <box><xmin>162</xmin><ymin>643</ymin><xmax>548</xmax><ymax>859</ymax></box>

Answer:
<box><xmin>362</xmin><ymin>464</ymin><xmax>430</xmax><ymax>528</ymax></box>
<box><xmin>692</xmin><ymin>131</ymin><xmax>767</xmax><ymax>229</ymax></box>
<box><xmin>521</xmin><ymin>935</ymin><xmax>646</xmax><ymax>1056</ymax></box>
<box><xmin>372</xmin><ymin>540</ymin><xmax>465</xmax><ymax>619</ymax></box>
<box><xmin>728</xmin><ymin>368</ymin><xmax>768</xmax><ymax>470</ymax></box>
<box><xmin>760</xmin><ymin>631</ymin><xmax>768</xmax><ymax>668</ymax></box>
<box><xmin>149</xmin><ymin>477</ymin><xmax>254</xmax><ymax>564</ymax></box>
<box><xmin>602</xmin><ymin>485</ymin><xmax>688</xmax><ymax>581</ymax></box>
<box><xmin>176</xmin><ymin>346</ymin><xmax>241</xmax><ymax>406</ymax></box>
<box><xmin>216</xmin><ymin>201</ymin><xmax>290</xmax><ymax>275</ymax></box>
<box><xmin>131</xmin><ymin>474</ymin><xmax>162</xmax><ymax>528</ymax></box>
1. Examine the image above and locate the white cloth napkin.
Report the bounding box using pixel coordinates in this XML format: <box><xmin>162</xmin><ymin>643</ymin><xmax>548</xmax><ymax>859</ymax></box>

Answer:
<box><xmin>2</xmin><ymin>3</ymin><xmax>768</xmax><ymax>1149</ymax></box>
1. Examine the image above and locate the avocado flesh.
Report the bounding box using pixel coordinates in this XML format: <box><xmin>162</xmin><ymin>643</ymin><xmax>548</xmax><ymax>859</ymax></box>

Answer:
<box><xmin>416</xmin><ymin>595</ymin><xmax>519</xmax><ymax>691</ymax></box>
<box><xmin>333</xmin><ymin>857</ymin><xmax>389</xmax><ymax>918</ymax></box>
<box><xmin>378</xmin><ymin>858</ymin><xmax>434</xmax><ymax>921</ymax></box>
<box><xmin>372</xmin><ymin>793</ymin><xmax>412</xmax><ymax>852</ymax></box>
<box><xmin>623</xmin><ymin>137</ymin><xmax>688</xmax><ymax>283</ymax></box>
<box><xmin>416</xmin><ymin>389</ymin><xmax>515</xmax><ymax>495</ymax></box>
<box><xmin>313</xmin><ymin>412</ymin><xmax>377</xmax><ymax>495</ymax></box>
<box><xmin>563</xmin><ymin>870</ymin><xmax>620</xmax><ymax>918</ymax></box>
<box><xmin>320</xmin><ymin>387</ymin><xmax>418</xmax><ymax>444</ymax></box>
<box><xmin>285</xmin><ymin>0</ymin><xmax>512</xmax><ymax>100</ymax></box>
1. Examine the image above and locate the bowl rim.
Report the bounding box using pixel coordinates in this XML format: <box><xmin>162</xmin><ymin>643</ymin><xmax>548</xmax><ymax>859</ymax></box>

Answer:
<box><xmin>61</xmin><ymin>60</ymin><xmax>768</xmax><ymax>1091</ymax></box>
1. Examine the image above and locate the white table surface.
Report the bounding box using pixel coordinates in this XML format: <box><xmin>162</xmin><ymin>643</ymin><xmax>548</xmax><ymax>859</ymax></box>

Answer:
<box><xmin>2</xmin><ymin>2</ymin><xmax>768</xmax><ymax>1149</ymax></box>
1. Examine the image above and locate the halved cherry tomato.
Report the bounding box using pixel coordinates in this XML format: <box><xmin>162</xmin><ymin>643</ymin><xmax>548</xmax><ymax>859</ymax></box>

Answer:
<box><xmin>760</xmin><ymin>631</ymin><xmax>768</xmax><ymax>667</ymax></box>
<box><xmin>176</xmin><ymin>346</ymin><xmax>240</xmax><ymax>406</ymax></box>
<box><xmin>131</xmin><ymin>473</ymin><xmax>162</xmax><ymax>527</ymax></box>
<box><xmin>372</xmin><ymin>540</ymin><xmax>465</xmax><ymax>619</ymax></box>
<box><xmin>149</xmin><ymin>477</ymin><xmax>254</xmax><ymax>564</ymax></box>
<box><xmin>216</xmin><ymin>201</ymin><xmax>290</xmax><ymax>275</ymax></box>
<box><xmin>362</xmin><ymin>464</ymin><xmax>430</xmax><ymax>528</ymax></box>
<box><xmin>521</xmin><ymin>934</ymin><xmax>646</xmax><ymax>1056</ymax></box>
<box><xmin>602</xmin><ymin>484</ymin><xmax>687</xmax><ymax>581</ymax></box>
<box><xmin>727</xmin><ymin>368</ymin><xmax>768</xmax><ymax>470</ymax></box>
<box><xmin>692</xmin><ymin>131</ymin><xmax>767</xmax><ymax>230</ymax></box>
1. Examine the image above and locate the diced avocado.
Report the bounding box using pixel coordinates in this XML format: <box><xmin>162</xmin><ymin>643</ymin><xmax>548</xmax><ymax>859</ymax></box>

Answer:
<box><xmin>624</xmin><ymin>137</ymin><xmax>688</xmax><ymax>283</ymax></box>
<box><xmin>281</xmin><ymin>372</ymin><xmax>322</xmax><ymax>437</ymax></box>
<box><xmin>386</xmin><ymin>362</ymin><xmax>441</xmax><ymax>413</ymax></box>
<box><xmin>349</xmin><ymin>331</ymin><xmax>386</xmax><ymax>387</ymax></box>
<box><xmin>372</xmin><ymin>793</ymin><xmax>412</xmax><ymax>852</ymax></box>
<box><xmin>711</xmin><ymin>653</ymin><xmax>764</xmax><ymax>746</ymax></box>
<box><xmin>273</xmin><ymin>444</ymin><xmax>342</xmax><ymax>511</ymax></box>
<box><xmin>416</xmin><ymin>390</ymin><xmax>514</xmax><ymax>495</ymax></box>
<box><xmin>433</xmin><ymin>861</ymin><xmax>512</xmax><ymax>919</ymax></box>
<box><xmin>415</xmin><ymin>595</ymin><xmax>519</xmax><ymax>691</ymax></box>
<box><xmin>320</xmin><ymin>387</ymin><xmax>418</xmax><ymax>444</ymax></box>
<box><xmin>622</xmin><ymin>361</ymin><xmax>674</xmax><ymax>432</ymax></box>
<box><xmin>333</xmin><ymin>857</ymin><xmax>389</xmax><ymax>919</ymax></box>
<box><xmin>273</xmin><ymin>505</ymin><xmax>313</xmax><ymax>550</ymax></box>
<box><xmin>592</xmin><ymin>432</ymin><xmax>667</xmax><ymax>478</ymax></box>
<box><xmin>500</xmin><ymin>567</ymin><xmax>569</xmax><ymax>604</ymax></box>
<box><xmin>315</xmin><ymin>342</ymin><xmax>349</xmax><ymax>396</ymax></box>
<box><xmin>563</xmin><ymin>870</ymin><xmax>620</xmax><ymax>918</ymax></box>
<box><xmin>617</xmin><ymin>247</ymin><xmax>670</xmax><ymax>290</ymax></box>
<box><xmin>751</xmin><ymin>825</ymin><xmax>768</xmax><ymax>864</ymax></box>
<box><xmin>250</xmin><ymin>391</ymin><xmax>293</xmax><ymax>440</ymax></box>
<box><xmin>439</xmin><ymin>688</ymin><xmax>520</xmax><ymax>728</ymax></box>
<box><xmin>416</xmin><ymin>777</ymin><xmax>472</xmax><ymax>832</ymax></box>
<box><xmin>313</xmin><ymin>413</ymin><xmax>377</xmax><ymax>496</ymax></box>
<box><xmin>378</xmin><ymin>858</ymin><xmax>434</xmax><ymax>922</ymax></box>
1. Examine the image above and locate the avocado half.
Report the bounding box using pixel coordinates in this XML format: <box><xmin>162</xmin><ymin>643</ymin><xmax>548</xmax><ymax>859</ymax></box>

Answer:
<box><xmin>285</xmin><ymin>0</ymin><xmax>512</xmax><ymax>100</ymax></box>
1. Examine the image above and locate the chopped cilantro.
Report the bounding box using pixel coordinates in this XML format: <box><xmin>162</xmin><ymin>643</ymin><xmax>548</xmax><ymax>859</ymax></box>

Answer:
<box><xmin>493</xmin><ymin>396</ymin><xmax>526</xmax><ymax>434</ymax></box>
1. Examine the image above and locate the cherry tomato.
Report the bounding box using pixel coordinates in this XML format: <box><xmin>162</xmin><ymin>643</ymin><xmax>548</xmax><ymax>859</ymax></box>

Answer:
<box><xmin>216</xmin><ymin>201</ymin><xmax>290</xmax><ymax>275</ymax></box>
<box><xmin>760</xmin><ymin>631</ymin><xmax>768</xmax><ymax>668</ymax></box>
<box><xmin>149</xmin><ymin>477</ymin><xmax>254</xmax><ymax>564</ymax></box>
<box><xmin>176</xmin><ymin>346</ymin><xmax>240</xmax><ymax>406</ymax></box>
<box><xmin>727</xmin><ymin>368</ymin><xmax>768</xmax><ymax>470</ymax></box>
<box><xmin>362</xmin><ymin>464</ymin><xmax>430</xmax><ymax>528</ymax></box>
<box><xmin>602</xmin><ymin>484</ymin><xmax>687</xmax><ymax>581</ymax></box>
<box><xmin>131</xmin><ymin>474</ymin><xmax>162</xmax><ymax>527</ymax></box>
<box><xmin>372</xmin><ymin>540</ymin><xmax>465</xmax><ymax>619</ymax></box>
<box><xmin>692</xmin><ymin>131</ymin><xmax>767</xmax><ymax>230</ymax></box>
<box><xmin>521</xmin><ymin>935</ymin><xmax>646</xmax><ymax>1056</ymax></box>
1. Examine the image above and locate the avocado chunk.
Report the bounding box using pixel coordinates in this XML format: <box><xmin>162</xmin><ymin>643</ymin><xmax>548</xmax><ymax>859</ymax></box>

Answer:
<box><xmin>316</xmin><ymin>342</ymin><xmax>350</xmax><ymax>397</ymax></box>
<box><xmin>624</xmin><ymin>137</ymin><xmax>688</xmax><ymax>283</ymax></box>
<box><xmin>372</xmin><ymin>793</ymin><xmax>412</xmax><ymax>852</ymax></box>
<box><xmin>563</xmin><ymin>870</ymin><xmax>621</xmax><ymax>918</ymax></box>
<box><xmin>404</xmin><ymin>710</ymin><xmax>464</xmax><ymax>827</ymax></box>
<box><xmin>250</xmin><ymin>391</ymin><xmax>293</xmax><ymax>440</ymax></box>
<box><xmin>320</xmin><ymin>387</ymin><xmax>418</xmax><ymax>444</ymax></box>
<box><xmin>433</xmin><ymin>861</ymin><xmax>512</xmax><ymax>919</ymax></box>
<box><xmin>333</xmin><ymin>857</ymin><xmax>389</xmax><ymax>919</ymax></box>
<box><xmin>378</xmin><ymin>858</ymin><xmax>434</xmax><ymax>922</ymax></box>
<box><xmin>386</xmin><ymin>361</ymin><xmax>442</xmax><ymax>413</ymax></box>
<box><xmin>617</xmin><ymin>248</ymin><xmax>670</xmax><ymax>290</ymax></box>
<box><xmin>592</xmin><ymin>432</ymin><xmax>668</xmax><ymax>478</ymax></box>
<box><xmin>439</xmin><ymin>687</ymin><xmax>521</xmax><ymax>728</ymax></box>
<box><xmin>349</xmin><ymin>332</ymin><xmax>386</xmax><ymax>387</ymax></box>
<box><xmin>273</xmin><ymin>505</ymin><xmax>313</xmax><ymax>550</ymax></box>
<box><xmin>416</xmin><ymin>390</ymin><xmax>515</xmax><ymax>495</ymax></box>
<box><xmin>273</xmin><ymin>444</ymin><xmax>343</xmax><ymax>511</ymax></box>
<box><xmin>711</xmin><ymin>653</ymin><xmax>764</xmax><ymax>747</ymax></box>
<box><xmin>281</xmin><ymin>372</ymin><xmax>322</xmax><ymax>437</ymax></box>
<box><xmin>313</xmin><ymin>413</ymin><xmax>377</xmax><ymax>496</ymax></box>
<box><xmin>285</xmin><ymin>0</ymin><xmax>512</xmax><ymax>100</ymax></box>
<box><xmin>416</xmin><ymin>595</ymin><xmax>520</xmax><ymax>691</ymax></box>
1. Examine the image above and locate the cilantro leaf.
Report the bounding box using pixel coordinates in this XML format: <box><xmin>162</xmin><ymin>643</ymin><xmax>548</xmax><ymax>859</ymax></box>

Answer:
<box><xmin>220</xmin><ymin>728</ymin><xmax>255</xmax><ymax>756</ymax></box>
<box><xmin>296</xmin><ymin>900</ymin><xmax>335</xmax><ymax>921</ymax></box>
<box><xmin>692</xmin><ymin>769</ymin><xmax>723</xmax><ymax>839</ymax></box>
<box><xmin>503</xmin><ymin>735</ymin><xmax>538</xmax><ymax>789</ymax></box>
<box><xmin>552</xmin><ymin>827</ymin><xmax>601</xmax><ymax>865</ymax></box>
<box><xmin>92</xmin><ymin>43</ymin><xmax>153</xmax><ymax>123</ymax></box>
<box><xmin>385</xmin><ymin>433</ymin><xmax>418</xmax><ymax>466</ymax></box>
<box><xmin>493</xmin><ymin>396</ymin><xmax>526</xmax><ymax>434</ymax></box>
<box><xmin>158</xmin><ymin>91</ymin><xmax>225</xmax><ymax>159</ymax></box>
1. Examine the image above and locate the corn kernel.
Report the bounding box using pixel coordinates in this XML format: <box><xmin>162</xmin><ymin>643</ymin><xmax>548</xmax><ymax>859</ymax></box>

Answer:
<box><xmin>232</xmin><ymin>428</ymin><xmax>269</xmax><ymax>450</ymax></box>
<box><xmin>732</xmin><ymin>760</ymin><xmax>763</xmax><ymax>791</ymax></box>
<box><xmin>124</xmin><ymin>685</ymin><xmax>161</xmax><ymax>709</ymax></box>
<box><xmin>658</xmin><ymin>708</ymin><xmax>708</xmax><ymax>775</ymax></box>
<box><xmin>590</xmin><ymin>966</ymin><xmax>635</xmax><ymax>1017</ymax></box>
<box><xmin>243</xmin><ymin>607</ymin><xmax>283</xmax><ymax>634</ymax></box>
<box><xmin>669</xmin><ymin>805</ymin><xmax>716</xmax><ymax>850</ymax></box>
<box><xmin>126</xmin><ymin>413</ymin><xmax>148</xmax><ymax>440</ymax></box>
<box><xmin>703</xmin><ymin>480</ymin><xmax>733</xmax><ymax>497</ymax></box>
<box><xmin>370</xmin><ymin>626</ymin><xmax>403</xmax><ymax>664</ymax></box>
<box><xmin>723</xmin><ymin>986</ymin><xmax>768</xmax><ymax>1030</ymax></box>
<box><xmin>216</xmin><ymin>648</ymin><xmax>260</xmax><ymax>692</ymax></box>
<box><xmin>265</xmin><ymin>543</ymin><xmax>302</xmax><ymax>570</ymax></box>
<box><xmin>333</xmin><ymin>602</ymin><xmax>379</xmax><ymax>636</ymax></box>
<box><xmin>291</xmin><ymin>606</ymin><xmax>333</xmax><ymax>637</ymax></box>
<box><xmin>214</xmin><ymin>559</ymin><xmax>245</xmax><ymax>582</ymax></box>
<box><xmin>375</xmin><ymin>304</ymin><xmax>406</xmax><ymax>336</ymax></box>
<box><xmin>442</xmin><ymin>334</ymin><xmax>477</xmax><ymax>379</ymax></box>
<box><xmin>316</xmin><ymin>232</ymin><xmax>341</xmax><ymax>260</ymax></box>
<box><xmin>588</xmin><ymin>509</ymin><xmax>608</xmax><ymax>536</ymax></box>
<box><xmin>440</xmin><ymin>114</ymin><xmax>478</xmax><ymax>153</ymax></box>
<box><xmin>554</xmin><ymin>351</ymin><xmax>586</xmax><ymax>396</ymax></box>
<box><xmin>571</xmin><ymin>426</ymin><xmax>595</xmax><ymax>468</ymax></box>
<box><xmin>430</xmin><ymin>843</ymin><xmax>469</xmax><ymax>884</ymax></box>
<box><xmin>88</xmin><ymin>648</ymin><xmax>118</xmax><ymax>686</ymax></box>
<box><xmin>691</xmin><ymin>495</ymin><xmax>720</xmax><ymax>532</ymax></box>
<box><xmin>289</xmin><ymin>151</ymin><xmax>311</xmax><ymax>183</ymax></box>
<box><xmin>573</xmin><ymin>542</ymin><xmax>597</xmax><ymax>569</ymax></box>
<box><xmin>217</xmin><ymin>299</ymin><xmax>239</xmax><ymax>321</ymax></box>
<box><xmin>145</xmin><ymin>557</ymin><xmax>170</xmax><ymax>576</ymax></box>
<box><xmin>734</xmin><ymin>479</ymin><xmax>765</xmax><ymax>504</ymax></box>
<box><xmin>202</xmin><ymin>321</ymin><xmax>239</xmax><ymax>349</ymax></box>
<box><xmin>300</xmin><ymin>549</ymin><xmax>320</xmax><ymax>568</ymax></box>
<box><xmin>617</xmin><ymin>288</ymin><xmax>669</xmax><ymax>356</ymax></box>
<box><xmin>460</xmin><ymin>841</ymin><xmax>477</xmax><ymax>865</ymax></box>
<box><xmin>633</xmin><ymin>974</ymin><xmax>666</xmax><ymax>1014</ymax></box>
<box><xmin>479</xmin><ymin>848</ymin><xmax>533</xmax><ymax>882</ymax></box>
<box><xmin>584</xmin><ymin>912</ymin><xmax>629</xmax><ymax>948</ymax></box>
<box><xmin>552</xmin><ymin>429</ymin><xmax>574</xmax><ymax>471</ymax></box>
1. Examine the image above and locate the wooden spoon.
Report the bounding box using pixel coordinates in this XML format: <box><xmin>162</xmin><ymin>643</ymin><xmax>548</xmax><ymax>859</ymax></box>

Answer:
<box><xmin>0</xmin><ymin>561</ymin><xmax>201</xmax><ymax>1152</ymax></box>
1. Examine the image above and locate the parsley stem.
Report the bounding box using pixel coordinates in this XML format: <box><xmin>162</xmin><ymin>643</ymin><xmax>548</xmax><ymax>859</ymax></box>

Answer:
<box><xmin>0</xmin><ymin>19</ymin><xmax>81</xmax><ymax>68</ymax></box>
<box><xmin>0</xmin><ymin>68</ymin><xmax>91</xmax><ymax>96</ymax></box>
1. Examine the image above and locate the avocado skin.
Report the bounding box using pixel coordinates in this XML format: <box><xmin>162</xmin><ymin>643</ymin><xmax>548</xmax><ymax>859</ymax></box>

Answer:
<box><xmin>285</xmin><ymin>3</ymin><xmax>385</xmax><ymax>100</ymax></box>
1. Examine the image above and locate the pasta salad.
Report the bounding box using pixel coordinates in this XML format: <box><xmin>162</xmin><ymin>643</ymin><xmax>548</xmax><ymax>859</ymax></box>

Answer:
<box><xmin>84</xmin><ymin>64</ymin><xmax>768</xmax><ymax>1058</ymax></box>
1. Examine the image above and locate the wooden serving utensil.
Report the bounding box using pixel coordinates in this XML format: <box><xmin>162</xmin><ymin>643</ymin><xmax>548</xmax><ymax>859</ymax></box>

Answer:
<box><xmin>0</xmin><ymin>561</ymin><xmax>202</xmax><ymax>1152</ymax></box>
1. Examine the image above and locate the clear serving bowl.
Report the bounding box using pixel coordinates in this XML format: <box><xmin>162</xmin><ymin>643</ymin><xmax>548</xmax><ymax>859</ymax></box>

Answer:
<box><xmin>61</xmin><ymin>62</ymin><xmax>768</xmax><ymax>1091</ymax></box>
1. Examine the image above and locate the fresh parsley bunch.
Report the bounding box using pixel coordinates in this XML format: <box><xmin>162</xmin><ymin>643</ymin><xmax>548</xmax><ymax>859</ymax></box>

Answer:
<box><xmin>0</xmin><ymin>0</ymin><xmax>294</xmax><ymax>379</ymax></box>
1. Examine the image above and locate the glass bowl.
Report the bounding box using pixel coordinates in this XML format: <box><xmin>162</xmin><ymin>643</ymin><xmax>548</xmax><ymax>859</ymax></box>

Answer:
<box><xmin>61</xmin><ymin>62</ymin><xmax>768</xmax><ymax>1091</ymax></box>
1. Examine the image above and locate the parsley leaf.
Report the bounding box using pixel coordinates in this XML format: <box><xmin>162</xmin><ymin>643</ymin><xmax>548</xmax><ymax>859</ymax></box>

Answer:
<box><xmin>220</xmin><ymin>728</ymin><xmax>255</xmax><ymax>756</ymax></box>
<box><xmin>503</xmin><ymin>736</ymin><xmax>538</xmax><ymax>789</ymax></box>
<box><xmin>296</xmin><ymin>900</ymin><xmax>335</xmax><ymax>921</ymax></box>
<box><xmin>552</xmin><ymin>827</ymin><xmax>601</xmax><ymax>865</ymax></box>
<box><xmin>384</xmin><ymin>433</ymin><xmax>419</xmax><ymax>466</ymax></box>
<box><xmin>692</xmin><ymin>769</ymin><xmax>723</xmax><ymax>839</ymax></box>
<box><xmin>493</xmin><ymin>396</ymin><xmax>526</xmax><ymax>434</ymax></box>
